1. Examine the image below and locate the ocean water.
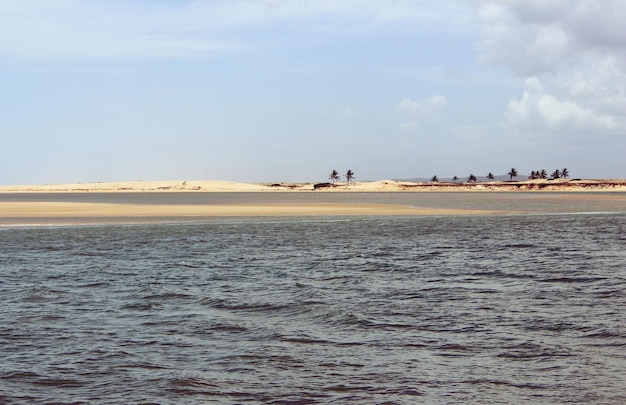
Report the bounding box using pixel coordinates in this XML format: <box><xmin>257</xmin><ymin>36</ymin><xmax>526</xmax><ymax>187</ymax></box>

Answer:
<box><xmin>1</xmin><ymin>194</ymin><xmax>626</xmax><ymax>404</ymax></box>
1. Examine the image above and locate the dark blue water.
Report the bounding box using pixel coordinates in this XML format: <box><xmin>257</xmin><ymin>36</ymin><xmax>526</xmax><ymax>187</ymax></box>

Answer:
<box><xmin>1</xmin><ymin>213</ymin><xmax>626</xmax><ymax>404</ymax></box>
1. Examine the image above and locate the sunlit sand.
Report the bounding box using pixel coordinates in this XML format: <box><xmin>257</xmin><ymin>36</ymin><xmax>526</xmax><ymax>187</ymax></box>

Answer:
<box><xmin>0</xmin><ymin>201</ymin><xmax>504</xmax><ymax>220</ymax></box>
<box><xmin>1</xmin><ymin>179</ymin><xmax>624</xmax><ymax>225</ymax></box>
<box><xmin>1</xmin><ymin>179</ymin><xmax>625</xmax><ymax>193</ymax></box>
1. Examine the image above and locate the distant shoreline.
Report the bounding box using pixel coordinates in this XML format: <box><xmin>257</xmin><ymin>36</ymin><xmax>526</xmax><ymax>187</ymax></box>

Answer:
<box><xmin>2</xmin><ymin>179</ymin><xmax>625</xmax><ymax>226</ymax></box>
<box><xmin>1</xmin><ymin>179</ymin><xmax>625</xmax><ymax>193</ymax></box>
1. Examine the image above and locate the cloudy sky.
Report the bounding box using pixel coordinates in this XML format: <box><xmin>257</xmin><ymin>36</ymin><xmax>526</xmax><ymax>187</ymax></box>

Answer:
<box><xmin>1</xmin><ymin>0</ymin><xmax>624</xmax><ymax>184</ymax></box>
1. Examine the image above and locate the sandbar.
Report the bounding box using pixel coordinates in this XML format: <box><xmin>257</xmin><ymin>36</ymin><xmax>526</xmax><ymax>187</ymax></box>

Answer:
<box><xmin>0</xmin><ymin>201</ymin><xmax>504</xmax><ymax>222</ymax></box>
<box><xmin>2</xmin><ymin>179</ymin><xmax>624</xmax><ymax>226</ymax></box>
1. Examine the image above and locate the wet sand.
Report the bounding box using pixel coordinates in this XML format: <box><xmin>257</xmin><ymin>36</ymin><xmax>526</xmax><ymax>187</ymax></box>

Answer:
<box><xmin>0</xmin><ymin>201</ymin><xmax>505</xmax><ymax>225</ymax></box>
<box><xmin>2</xmin><ymin>179</ymin><xmax>624</xmax><ymax>226</ymax></box>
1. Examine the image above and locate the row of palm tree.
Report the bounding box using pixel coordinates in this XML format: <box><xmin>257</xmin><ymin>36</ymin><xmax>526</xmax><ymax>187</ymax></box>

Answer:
<box><xmin>529</xmin><ymin>168</ymin><xmax>569</xmax><ymax>180</ymax></box>
<box><xmin>328</xmin><ymin>169</ymin><xmax>355</xmax><ymax>184</ymax></box>
<box><xmin>431</xmin><ymin>168</ymin><xmax>570</xmax><ymax>183</ymax></box>
<box><xmin>432</xmin><ymin>173</ymin><xmax>494</xmax><ymax>183</ymax></box>
<box><xmin>328</xmin><ymin>167</ymin><xmax>570</xmax><ymax>185</ymax></box>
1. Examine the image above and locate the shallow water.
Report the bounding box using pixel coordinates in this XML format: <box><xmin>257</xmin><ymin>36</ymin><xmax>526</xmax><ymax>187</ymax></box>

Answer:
<box><xmin>1</xmin><ymin>210</ymin><xmax>625</xmax><ymax>404</ymax></box>
<box><xmin>1</xmin><ymin>191</ymin><xmax>625</xmax><ymax>227</ymax></box>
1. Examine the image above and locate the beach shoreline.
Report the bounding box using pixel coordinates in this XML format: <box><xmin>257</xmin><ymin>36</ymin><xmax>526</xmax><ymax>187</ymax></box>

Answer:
<box><xmin>0</xmin><ymin>201</ymin><xmax>512</xmax><ymax>227</ymax></box>
<box><xmin>2</xmin><ymin>179</ymin><xmax>624</xmax><ymax>226</ymax></box>
<box><xmin>1</xmin><ymin>179</ymin><xmax>625</xmax><ymax>193</ymax></box>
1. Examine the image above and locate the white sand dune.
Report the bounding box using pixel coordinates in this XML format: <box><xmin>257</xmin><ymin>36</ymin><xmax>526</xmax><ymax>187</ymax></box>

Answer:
<box><xmin>1</xmin><ymin>178</ymin><xmax>625</xmax><ymax>193</ymax></box>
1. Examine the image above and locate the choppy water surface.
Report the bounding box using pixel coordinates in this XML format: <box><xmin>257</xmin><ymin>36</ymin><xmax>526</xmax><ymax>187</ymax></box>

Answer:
<box><xmin>1</xmin><ymin>198</ymin><xmax>626</xmax><ymax>403</ymax></box>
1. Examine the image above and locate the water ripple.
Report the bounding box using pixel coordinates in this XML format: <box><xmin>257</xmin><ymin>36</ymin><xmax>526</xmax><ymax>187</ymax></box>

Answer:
<box><xmin>1</xmin><ymin>213</ymin><xmax>625</xmax><ymax>403</ymax></box>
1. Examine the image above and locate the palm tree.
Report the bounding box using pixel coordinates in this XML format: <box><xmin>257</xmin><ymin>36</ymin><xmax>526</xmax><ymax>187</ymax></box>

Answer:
<box><xmin>561</xmin><ymin>168</ymin><xmax>569</xmax><ymax>179</ymax></box>
<box><xmin>540</xmin><ymin>169</ymin><xmax>548</xmax><ymax>179</ymax></box>
<box><xmin>467</xmin><ymin>174</ymin><xmax>477</xmax><ymax>183</ymax></box>
<box><xmin>452</xmin><ymin>176</ymin><xmax>459</xmax><ymax>183</ymax></box>
<box><xmin>552</xmin><ymin>169</ymin><xmax>561</xmax><ymax>179</ymax></box>
<box><xmin>328</xmin><ymin>170</ymin><xmax>340</xmax><ymax>183</ymax></box>
<box><xmin>345</xmin><ymin>169</ymin><xmax>355</xmax><ymax>184</ymax></box>
<box><xmin>530</xmin><ymin>170</ymin><xmax>544</xmax><ymax>180</ymax></box>
<box><xmin>431</xmin><ymin>175</ymin><xmax>439</xmax><ymax>182</ymax></box>
<box><xmin>508</xmin><ymin>168</ymin><xmax>518</xmax><ymax>181</ymax></box>
<box><xmin>487</xmin><ymin>172</ymin><xmax>495</xmax><ymax>181</ymax></box>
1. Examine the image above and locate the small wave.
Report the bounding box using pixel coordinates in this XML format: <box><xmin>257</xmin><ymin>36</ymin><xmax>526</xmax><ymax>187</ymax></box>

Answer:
<box><xmin>326</xmin><ymin>384</ymin><xmax>377</xmax><ymax>393</ymax></box>
<box><xmin>496</xmin><ymin>342</ymin><xmax>572</xmax><ymax>359</ymax></box>
<box><xmin>280</xmin><ymin>336</ymin><xmax>333</xmax><ymax>345</ymax></box>
<box><xmin>436</xmin><ymin>343</ymin><xmax>474</xmax><ymax>352</ymax></box>
<box><xmin>206</xmin><ymin>322</ymin><xmax>249</xmax><ymax>333</ymax></box>
<box><xmin>523</xmin><ymin>320</ymin><xmax>592</xmax><ymax>333</ymax></box>
<box><xmin>78</xmin><ymin>281</ymin><xmax>111</xmax><ymax>288</ymax></box>
<box><xmin>266</xmin><ymin>396</ymin><xmax>327</xmax><ymax>404</ymax></box>
<box><xmin>39</xmin><ymin>313</ymin><xmax>67</xmax><ymax>321</ymax></box>
<box><xmin>199</xmin><ymin>297</ymin><xmax>298</xmax><ymax>314</ymax></box>
<box><xmin>167</xmin><ymin>376</ymin><xmax>220</xmax><ymax>396</ymax></box>
<box><xmin>312</xmin><ymin>309</ymin><xmax>415</xmax><ymax>331</ymax></box>
<box><xmin>414</xmin><ymin>251</ymin><xmax>444</xmax><ymax>261</ymax></box>
<box><xmin>592</xmin><ymin>289</ymin><xmax>626</xmax><ymax>298</ymax></box>
<box><xmin>142</xmin><ymin>292</ymin><xmax>195</xmax><ymax>300</ymax></box>
<box><xmin>119</xmin><ymin>362</ymin><xmax>169</xmax><ymax>370</ymax></box>
<box><xmin>581</xmin><ymin>329</ymin><xmax>626</xmax><ymax>340</ymax></box>
<box><xmin>461</xmin><ymin>378</ymin><xmax>549</xmax><ymax>390</ymax></box>
<box><xmin>469</xmin><ymin>269</ymin><xmax>536</xmax><ymax>280</ymax></box>
<box><xmin>2</xmin><ymin>371</ymin><xmax>41</xmax><ymax>380</ymax></box>
<box><xmin>121</xmin><ymin>302</ymin><xmax>163</xmax><ymax>311</ymax></box>
<box><xmin>502</xmin><ymin>243</ymin><xmax>538</xmax><ymax>248</ymax></box>
<box><xmin>20</xmin><ymin>288</ymin><xmax>68</xmax><ymax>303</ymax></box>
<box><xmin>538</xmin><ymin>276</ymin><xmax>606</xmax><ymax>283</ymax></box>
<box><xmin>2</xmin><ymin>370</ymin><xmax>86</xmax><ymax>388</ymax></box>
<box><xmin>163</xmin><ymin>261</ymin><xmax>202</xmax><ymax>269</ymax></box>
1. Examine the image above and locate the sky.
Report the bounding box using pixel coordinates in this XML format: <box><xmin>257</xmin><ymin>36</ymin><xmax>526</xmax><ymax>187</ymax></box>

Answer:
<box><xmin>1</xmin><ymin>0</ymin><xmax>625</xmax><ymax>184</ymax></box>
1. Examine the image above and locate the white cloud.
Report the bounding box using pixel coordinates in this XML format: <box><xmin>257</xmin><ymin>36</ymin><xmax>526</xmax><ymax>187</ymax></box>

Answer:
<box><xmin>477</xmin><ymin>0</ymin><xmax>626</xmax><ymax>75</ymax></box>
<box><xmin>477</xmin><ymin>3</ymin><xmax>572</xmax><ymax>76</ymax></box>
<box><xmin>398</xmin><ymin>95</ymin><xmax>447</xmax><ymax>115</ymax></box>
<box><xmin>506</xmin><ymin>78</ymin><xmax>617</xmax><ymax>132</ymax></box>
<box><xmin>564</xmin><ymin>1</ymin><xmax>626</xmax><ymax>50</ymax></box>
<box><xmin>478</xmin><ymin>1</ymin><xmax>626</xmax><ymax>135</ymax></box>
<box><xmin>399</xmin><ymin>121</ymin><xmax>418</xmax><ymax>133</ymax></box>
<box><xmin>562</xmin><ymin>56</ymin><xmax>626</xmax><ymax>116</ymax></box>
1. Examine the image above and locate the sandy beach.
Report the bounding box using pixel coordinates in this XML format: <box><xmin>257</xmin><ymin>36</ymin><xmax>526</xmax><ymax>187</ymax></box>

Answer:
<box><xmin>1</xmin><ymin>178</ymin><xmax>625</xmax><ymax>193</ymax></box>
<box><xmin>1</xmin><ymin>179</ymin><xmax>624</xmax><ymax>225</ymax></box>
<box><xmin>0</xmin><ymin>200</ymin><xmax>511</xmax><ymax>226</ymax></box>
<box><xmin>0</xmin><ymin>201</ymin><xmax>502</xmax><ymax>220</ymax></box>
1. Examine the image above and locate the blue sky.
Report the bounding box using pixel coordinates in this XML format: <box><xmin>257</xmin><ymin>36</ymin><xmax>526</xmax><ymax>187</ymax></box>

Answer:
<box><xmin>1</xmin><ymin>0</ymin><xmax>625</xmax><ymax>184</ymax></box>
